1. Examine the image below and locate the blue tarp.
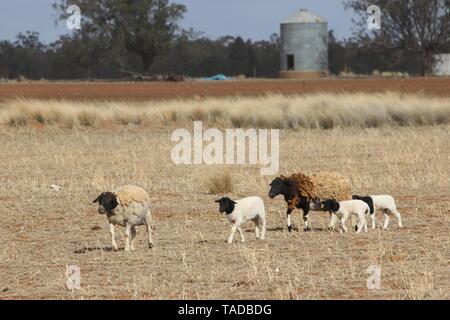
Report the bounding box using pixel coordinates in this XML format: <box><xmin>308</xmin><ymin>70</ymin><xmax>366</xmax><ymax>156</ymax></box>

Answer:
<box><xmin>204</xmin><ymin>74</ymin><xmax>228</xmax><ymax>81</ymax></box>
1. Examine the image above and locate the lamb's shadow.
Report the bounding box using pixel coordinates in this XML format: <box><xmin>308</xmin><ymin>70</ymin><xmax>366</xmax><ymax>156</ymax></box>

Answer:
<box><xmin>267</xmin><ymin>226</ymin><xmax>333</xmax><ymax>232</ymax></box>
<box><xmin>74</xmin><ymin>246</ymin><xmax>123</xmax><ymax>254</ymax></box>
<box><xmin>267</xmin><ymin>226</ymin><xmax>299</xmax><ymax>232</ymax></box>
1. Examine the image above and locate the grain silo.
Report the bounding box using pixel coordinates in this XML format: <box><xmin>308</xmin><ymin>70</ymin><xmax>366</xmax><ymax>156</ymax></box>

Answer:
<box><xmin>280</xmin><ymin>9</ymin><xmax>328</xmax><ymax>78</ymax></box>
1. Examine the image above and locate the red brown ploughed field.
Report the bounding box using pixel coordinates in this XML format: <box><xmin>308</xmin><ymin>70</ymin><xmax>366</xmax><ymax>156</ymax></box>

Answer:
<box><xmin>1</xmin><ymin>77</ymin><xmax>450</xmax><ymax>101</ymax></box>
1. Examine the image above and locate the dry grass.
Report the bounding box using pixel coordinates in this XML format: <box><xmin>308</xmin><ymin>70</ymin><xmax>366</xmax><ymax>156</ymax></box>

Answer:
<box><xmin>202</xmin><ymin>169</ymin><xmax>235</xmax><ymax>195</ymax></box>
<box><xmin>2</xmin><ymin>92</ymin><xmax>450</xmax><ymax>129</ymax></box>
<box><xmin>0</xmin><ymin>121</ymin><xmax>448</xmax><ymax>299</ymax></box>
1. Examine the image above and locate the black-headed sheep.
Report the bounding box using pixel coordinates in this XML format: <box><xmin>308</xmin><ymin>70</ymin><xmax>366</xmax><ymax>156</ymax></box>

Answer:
<box><xmin>93</xmin><ymin>185</ymin><xmax>154</xmax><ymax>251</ymax></box>
<box><xmin>321</xmin><ymin>199</ymin><xmax>369</xmax><ymax>233</ymax></box>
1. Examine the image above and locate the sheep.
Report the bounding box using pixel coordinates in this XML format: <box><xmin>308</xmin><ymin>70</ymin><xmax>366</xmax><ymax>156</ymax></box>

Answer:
<box><xmin>353</xmin><ymin>195</ymin><xmax>403</xmax><ymax>229</ymax></box>
<box><xmin>268</xmin><ymin>171</ymin><xmax>352</xmax><ymax>232</ymax></box>
<box><xmin>214</xmin><ymin>196</ymin><xmax>266</xmax><ymax>244</ymax></box>
<box><xmin>93</xmin><ymin>185</ymin><xmax>154</xmax><ymax>251</ymax></box>
<box><xmin>321</xmin><ymin>199</ymin><xmax>369</xmax><ymax>233</ymax></box>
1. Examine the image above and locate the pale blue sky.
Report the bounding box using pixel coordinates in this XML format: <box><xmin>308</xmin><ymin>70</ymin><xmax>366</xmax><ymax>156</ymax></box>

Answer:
<box><xmin>0</xmin><ymin>0</ymin><xmax>356</xmax><ymax>43</ymax></box>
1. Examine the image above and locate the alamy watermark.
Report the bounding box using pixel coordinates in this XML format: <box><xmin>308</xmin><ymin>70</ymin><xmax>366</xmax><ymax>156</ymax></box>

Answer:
<box><xmin>366</xmin><ymin>265</ymin><xmax>381</xmax><ymax>290</ymax></box>
<box><xmin>367</xmin><ymin>5</ymin><xmax>381</xmax><ymax>30</ymax></box>
<box><xmin>171</xmin><ymin>121</ymin><xmax>279</xmax><ymax>176</ymax></box>
<box><xmin>66</xmin><ymin>5</ymin><xmax>81</xmax><ymax>30</ymax></box>
<box><xmin>66</xmin><ymin>265</ymin><xmax>81</xmax><ymax>290</ymax></box>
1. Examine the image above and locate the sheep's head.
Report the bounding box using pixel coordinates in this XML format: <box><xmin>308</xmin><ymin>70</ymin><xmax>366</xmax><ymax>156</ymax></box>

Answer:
<box><xmin>269</xmin><ymin>176</ymin><xmax>292</xmax><ymax>199</ymax></box>
<box><xmin>321</xmin><ymin>199</ymin><xmax>339</xmax><ymax>212</ymax></box>
<box><xmin>214</xmin><ymin>197</ymin><xmax>236</xmax><ymax>215</ymax></box>
<box><xmin>93</xmin><ymin>192</ymin><xmax>118</xmax><ymax>214</ymax></box>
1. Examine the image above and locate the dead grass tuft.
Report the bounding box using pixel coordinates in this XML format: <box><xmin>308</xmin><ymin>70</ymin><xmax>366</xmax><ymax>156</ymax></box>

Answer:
<box><xmin>202</xmin><ymin>169</ymin><xmax>235</xmax><ymax>195</ymax></box>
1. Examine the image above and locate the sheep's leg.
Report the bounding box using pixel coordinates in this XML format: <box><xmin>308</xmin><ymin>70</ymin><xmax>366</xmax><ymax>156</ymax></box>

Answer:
<box><xmin>340</xmin><ymin>216</ymin><xmax>349</xmax><ymax>233</ymax></box>
<box><xmin>303</xmin><ymin>213</ymin><xmax>310</xmax><ymax>232</ymax></box>
<box><xmin>356</xmin><ymin>223</ymin><xmax>363</xmax><ymax>233</ymax></box>
<box><xmin>253</xmin><ymin>218</ymin><xmax>260</xmax><ymax>239</ymax></box>
<box><xmin>144</xmin><ymin>210</ymin><xmax>154</xmax><ymax>248</ymax></box>
<box><xmin>227</xmin><ymin>225</ymin><xmax>238</xmax><ymax>244</ymax></box>
<box><xmin>350</xmin><ymin>215</ymin><xmax>358</xmax><ymax>232</ymax></box>
<box><xmin>356</xmin><ymin>214</ymin><xmax>366</xmax><ymax>234</ymax></box>
<box><xmin>328</xmin><ymin>213</ymin><xmax>338</xmax><ymax>230</ymax></box>
<box><xmin>237</xmin><ymin>227</ymin><xmax>245</xmax><ymax>243</ymax></box>
<box><xmin>383</xmin><ymin>210</ymin><xmax>390</xmax><ymax>229</ymax></box>
<box><xmin>370</xmin><ymin>213</ymin><xmax>376</xmax><ymax>229</ymax></box>
<box><xmin>255</xmin><ymin>226</ymin><xmax>260</xmax><ymax>239</ymax></box>
<box><xmin>286</xmin><ymin>208</ymin><xmax>293</xmax><ymax>232</ymax></box>
<box><xmin>130</xmin><ymin>226</ymin><xmax>137</xmax><ymax>251</ymax></box>
<box><xmin>393</xmin><ymin>209</ymin><xmax>403</xmax><ymax>228</ymax></box>
<box><xmin>355</xmin><ymin>216</ymin><xmax>362</xmax><ymax>233</ymax></box>
<box><xmin>109</xmin><ymin>223</ymin><xmax>118</xmax><ymax>251</ymax></box>
<box><xmin>124</xmin><ymin>224</ymin><xmax>132</xmax><ymax>252</ymax></box>
<box><xmin>301</xmin><ymin>204</ymin><xmax>311</xmax><ymax>232</ymax></box>
<box><xmin>260</xmin><ymin>216</ymin><xmax>266</xmax><ymax>240</ymax></box>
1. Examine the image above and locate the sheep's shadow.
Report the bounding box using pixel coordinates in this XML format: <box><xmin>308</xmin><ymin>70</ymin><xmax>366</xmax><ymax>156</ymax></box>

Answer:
<box><xmin>267</xmin><ymin>226</ymin><xmax>292</xmax><ymax>232</ymax></box>
<box><xmin>243</xmin><ymin>226</ymin><xmax>299</xmax><ymax>233</ymax></box>
<box><xmin>267</xmin><ymin>226</ymin><xmax>333</xmax><ymax>232</ymax></box>
<box><xmin>74</xmin><ymin>246</ymin><xmax>123</xmax><ymax>254</ymax></box>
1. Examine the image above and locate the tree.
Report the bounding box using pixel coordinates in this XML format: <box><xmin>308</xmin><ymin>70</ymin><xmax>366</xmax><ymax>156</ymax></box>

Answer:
<box><xmin>344</xmin><ymin>0</ymin><xmax>450</xmax><ymax>75</ymax></box>
<box><xmin>53</xmin><ymin>0</ymin><xmax>186</xmax><ymax>73</ymax></box>
<box><xmin>328</xmin><ymin>30</ymin><xmax>346</xmax><ymax>75</ymax></box>
<box><xmin>227</xmin><ymin>37</ymin><xmax>253</xmax><ymax>76</ymax></box>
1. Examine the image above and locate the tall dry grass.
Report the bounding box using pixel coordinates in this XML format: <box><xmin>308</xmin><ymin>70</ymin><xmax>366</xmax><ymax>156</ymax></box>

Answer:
<box><xmin>1</xmin><ymin>92</ymin><xmax>450</xmax><ymax>129</ymax></box>
<box><xmin>202</xmin><ymin>169</ymin><xmax>235</xmax><ymax>195</ymax></box>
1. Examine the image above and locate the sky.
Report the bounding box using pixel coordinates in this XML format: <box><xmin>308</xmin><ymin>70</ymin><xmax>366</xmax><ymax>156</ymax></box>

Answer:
<box><xmin>0</xmin><ymin>0</ymin><xmax>356</xmax><ymax>44</ymax></box>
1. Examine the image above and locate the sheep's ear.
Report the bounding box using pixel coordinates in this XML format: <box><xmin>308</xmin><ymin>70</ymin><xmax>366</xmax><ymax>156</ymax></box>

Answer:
<box><xmin>214</xmin><ymin>199</ymin><xmax>221</xmax><ymax>203</ymax></box>
<box><xmin>110</xmin><ymin>195</ymin><xmax>119</xmax><ymax>209</ymax></box>
<box><xmin>93</xmin><ymin>195</ymin><xmax>101</xmax><ymax>203</ymax></box>
<box><xmin>232</xmin><ymin>200</ymin><xmax>237</xmax><ymax>204</ymax></box>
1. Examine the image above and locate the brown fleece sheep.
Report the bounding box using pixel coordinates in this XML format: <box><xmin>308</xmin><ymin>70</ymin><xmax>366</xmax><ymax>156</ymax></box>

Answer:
<box><xmin>269</xmin><ymin>171</ymin><xmax>352</xmax><ymax>232</ymax></box>
<box><xmin>308</xmin><ymin>172</ymin><xmax>352</xmax><ymax>202</ymax></box>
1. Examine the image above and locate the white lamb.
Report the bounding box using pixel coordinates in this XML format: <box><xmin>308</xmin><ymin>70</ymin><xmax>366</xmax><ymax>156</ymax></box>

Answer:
<box><xmin>353</xmin><ymin>195</ymin><xmax>403</xmax><ymax>229</ymax></box>
<box><xmin>322</xmin><ymin>199</ymin><xmax>369</xmax><ymax>233</ymax></box>
<box><xmin>214</xmin><ymin>196</ymin><xmax>266</xmax><ymax>244</ymax></box>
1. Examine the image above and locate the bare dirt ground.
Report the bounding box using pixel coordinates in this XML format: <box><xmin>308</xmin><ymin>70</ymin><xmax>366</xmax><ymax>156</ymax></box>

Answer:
<box><xmin>0</xmin><ymin>125</ymin><xmax>448</xmax><ymax>299</ymax></box>
<box><xmin>1</xmin><ymin>77</ymin><xmax>450</xmax><ymax>101</ymax></box>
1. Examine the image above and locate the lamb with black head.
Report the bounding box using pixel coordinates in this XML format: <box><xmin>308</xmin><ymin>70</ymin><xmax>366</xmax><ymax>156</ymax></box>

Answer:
<box><xmin>215</xmin><ymin>196</ymin><xmax>266</xmax><ymax>244</ymax></box>
<box><xmin>321</xmin><ymin>199</ymin><xmax>369</xmax><ymax>233</ymax></box>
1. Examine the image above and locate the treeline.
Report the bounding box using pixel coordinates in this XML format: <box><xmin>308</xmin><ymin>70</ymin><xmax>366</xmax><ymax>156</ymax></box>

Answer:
<box><xmin>1</xmin><ymin>29</ymin><xmax>436</xmax><ymax>80</ymax></box>
<box><xmin>0</xmin><ymin>30</ymin><xmax>280</xmax><ymax>80</ymax></box>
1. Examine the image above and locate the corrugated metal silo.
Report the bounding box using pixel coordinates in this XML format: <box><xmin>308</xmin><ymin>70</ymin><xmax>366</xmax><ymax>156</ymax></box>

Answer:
<box><xmin>280</xmin><ymin>9</ymin><xmax>328</xmax><ymax>78</ymax></box>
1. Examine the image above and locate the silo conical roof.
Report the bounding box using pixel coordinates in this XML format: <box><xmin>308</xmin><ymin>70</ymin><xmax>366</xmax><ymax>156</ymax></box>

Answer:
<box><xmin>281</xmin><ymin>9</ymin><xmax>325</xmax><ymax>24</ymax></box>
